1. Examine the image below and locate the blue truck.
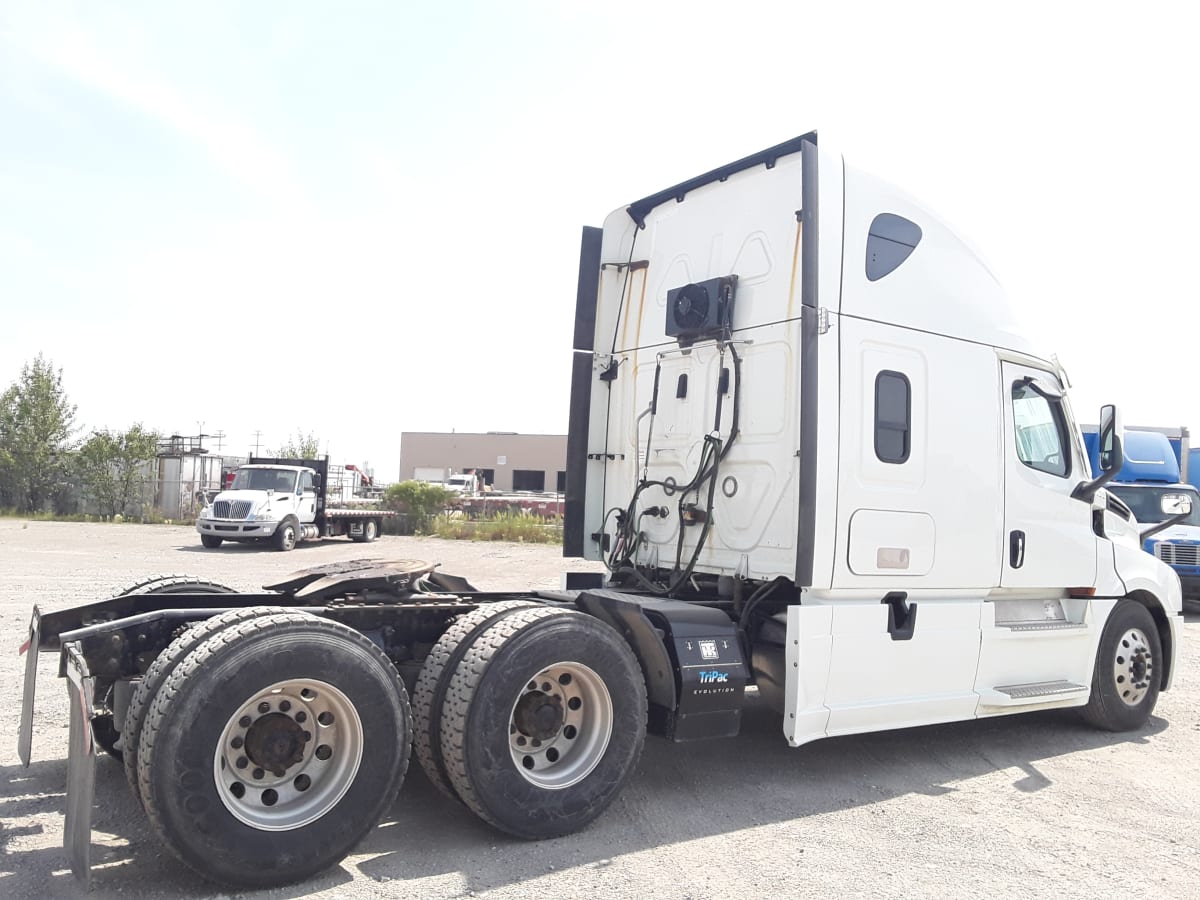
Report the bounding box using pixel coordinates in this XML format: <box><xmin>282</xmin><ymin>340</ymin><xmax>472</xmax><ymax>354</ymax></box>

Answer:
<box><xmin>1083</xmin><ymin>425</ymin><xmax>1200</xmax><ymax>608</ymax></box>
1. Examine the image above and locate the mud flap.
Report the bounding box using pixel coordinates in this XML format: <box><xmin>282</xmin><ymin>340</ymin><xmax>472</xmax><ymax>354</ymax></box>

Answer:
<box><xmin>63</xmin><ymin>643</ymin><xmax>96</xmax><ymax>888</ymax></box>
<box><xmin>18</xmin><ymin>607</ymin><xmax>42</xmax><ymax>766</ymax></box>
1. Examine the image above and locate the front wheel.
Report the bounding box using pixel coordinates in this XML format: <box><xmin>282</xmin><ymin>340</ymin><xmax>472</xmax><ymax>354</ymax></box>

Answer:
<box><xmin>200</xmin><ymin>535</ymin><xmax>223</xmax><ymax>549</ymax></box>
<box><xmin>137</xmin><ymin>613</ymin><xmax>412</xmax><ymax>887</ymax></box>
<box><xmin>273</xmin><ymin>518</ymin><xmax>298</xmax><ymax>552</ymax></box>
<box><xmin>440</xmin><ymin>608</ymin><xmax>646</xmax><ymax>838</ymax></box>
<box><xmin>1081</xmin><ymin>599</ymin><xmax>1162</xmax><ymax>732</ymax></box>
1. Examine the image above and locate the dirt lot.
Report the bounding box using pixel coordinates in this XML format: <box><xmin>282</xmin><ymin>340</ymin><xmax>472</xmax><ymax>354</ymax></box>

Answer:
<box><xmin>1</xmin><ymin>520</ymin><xmax>1199</xmax><ymax>899</ymax></box>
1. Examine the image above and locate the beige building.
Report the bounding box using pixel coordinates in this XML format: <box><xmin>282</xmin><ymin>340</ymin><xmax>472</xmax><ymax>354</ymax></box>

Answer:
<box><xmin>399</xmin><ymin>432</ymin><xmax>567</xmax><ymax>493</ymax></box>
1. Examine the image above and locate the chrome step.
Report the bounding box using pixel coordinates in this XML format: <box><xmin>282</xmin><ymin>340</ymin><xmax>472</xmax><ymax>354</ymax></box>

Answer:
<box><xmin>1006</xmin><ymin>622</ymin><xmax>1087</xmax><ymax>632</ymax></box>
<box><xmin>979</xmin><ymin>680</ymin><xmax>1088</xmax><ymax>707</ymax></box>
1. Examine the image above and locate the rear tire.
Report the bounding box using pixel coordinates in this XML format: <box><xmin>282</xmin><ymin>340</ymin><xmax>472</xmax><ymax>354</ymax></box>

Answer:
<box><xmin>123</xmin><ymin>605</ymin><xmax>289</xmax><ymax>802</ymax></box>
<box><xmin>1081</xmin><ymin>599</ymin><xmax>1162</xmax><ymax>731</ymax></box>
<box><xmin>137</xmin><ymin>613</ymin><xmax>411</xmax><ymax>888</ymax></box>
<box><xmin>412</xmin><ymin>600</ymin><xmax>542</xmax><ymax>799</ymax></box>
<box><xmin>440</xmin><ymin>608</ymin><xmax>646</xmax><ymax>838</ymax></box>
<box><xmin>201</xmin><ymin>535</ymin><xmax>223</xmax><ymax>549</ymax></box>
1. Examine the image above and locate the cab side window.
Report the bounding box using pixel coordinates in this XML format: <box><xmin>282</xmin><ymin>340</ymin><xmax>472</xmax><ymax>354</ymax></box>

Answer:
<box><xmin>300</xmin><ymin>472</ymin><xmax>314</xmax><ymax>493</ymax></box>
<box><xmin>1011</xmin><ymin>381</ymin><xmax>1070</xmax><ymax>477</ymax></box>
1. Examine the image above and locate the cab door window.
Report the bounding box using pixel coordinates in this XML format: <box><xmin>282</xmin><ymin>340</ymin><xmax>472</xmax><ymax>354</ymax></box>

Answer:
<box><xmin>1011</xmin><ymin>381</ymin><xmax>1070</xmax><ymax>477</ymax></box>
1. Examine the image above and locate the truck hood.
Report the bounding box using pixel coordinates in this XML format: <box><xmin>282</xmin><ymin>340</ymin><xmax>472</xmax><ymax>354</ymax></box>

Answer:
<box><xmin>1149</xmin><ymin>524</ymin><xmax>1200</xmax><ymax>542</ymax></box>
<box><xmin>211</xmin><ymin>490</ymin><xmax>296</xmax><ymax>509</ymax></box>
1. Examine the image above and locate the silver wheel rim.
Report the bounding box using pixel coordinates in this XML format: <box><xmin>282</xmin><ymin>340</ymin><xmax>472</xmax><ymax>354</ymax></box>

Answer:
<box><xmin>1112</xmin><ymin>627</ymin><xmax>1154</xmax><ymax>707</ymax></box>
<box><xmin>213</xmin><ymin>678</ymin><xmax>363</xmax><ymax>830</ymax></box>
<box><xmin>366</xmin><ymin>521</ymin><xmax>376</xmax><ymax>540</ymax></box>
<box><xmin>508</xmin><ymin>661</ymin><xmax>612</xmax><ymax>790</ymax></box>
<box><xmin>282</xmin><ymin>526</ymin><xmax>295</xmax><ymax>550</ymax></box>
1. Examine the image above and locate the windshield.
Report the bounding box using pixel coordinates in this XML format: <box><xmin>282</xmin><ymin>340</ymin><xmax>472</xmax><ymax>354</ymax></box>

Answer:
<box><xmin>1108</xmin><ymin>485</ymin><xmax>1200</xmax><ymax>526</ymax></box>
<box><xmin>230</xmin><ymin>468</ymin><xmax>298</xmax><ymax>493</ymax></box>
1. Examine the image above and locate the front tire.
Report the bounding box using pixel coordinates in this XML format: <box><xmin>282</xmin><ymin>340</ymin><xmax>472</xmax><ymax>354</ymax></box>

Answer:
<box><xmin>201</xmin><ymin>535</ymin><xmax>223</xmax><ymax>549</ymax></box>
<box><xmin>1081</xmin><ymin>599</ymin><xmax>1162</xmax><ymax>732</ymax></box>
<box><xmin>440</xmin><ymin>608</ymin><xmax>646</xmax><ymax>838</ymax></box>
<box><xmin>273</xmin><ymin>518</ymin><xmax>298</xmax><ymax>552</ymax></box>
<box><xmin>137</xmin><ymin>613</ymin><xmax>411</xmax><ymax>888</ymax></box>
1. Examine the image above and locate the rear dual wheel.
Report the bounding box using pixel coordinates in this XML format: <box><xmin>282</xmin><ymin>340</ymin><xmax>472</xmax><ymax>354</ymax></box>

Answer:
<box><xmin>137</xmin><ymin>613</ymin><xmax>411</xmax><ymax>888</ymax></box>
<box><xmin>432</xmin><ymin>607</ymin><xmax>646</xmax><ymax>838</ymax></box>
<box><xmin>122</xmin><ymin>605</ymin><xmax>288</xmax><ymax>801</ymax></box>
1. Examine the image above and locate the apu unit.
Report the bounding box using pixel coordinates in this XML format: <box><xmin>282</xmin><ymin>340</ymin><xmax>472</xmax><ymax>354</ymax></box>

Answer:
<box><xmin>665</xmin><ymin>275</ymin><xmax>738</xmax><ymax>344</ymax></box>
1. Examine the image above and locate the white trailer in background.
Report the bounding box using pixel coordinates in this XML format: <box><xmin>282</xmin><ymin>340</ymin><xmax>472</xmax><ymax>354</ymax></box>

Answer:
<box><xmin>20</xmin><ymin>132</ymin><xmax>1182</xmax><ymax>889</ymax></box>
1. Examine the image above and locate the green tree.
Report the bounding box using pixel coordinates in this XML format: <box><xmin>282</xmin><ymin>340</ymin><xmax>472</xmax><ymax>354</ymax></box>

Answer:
<box><xmin>384</xmin><ymin>480</ymin><xmax>451</xmax><ymax>534</ymax></box>
<box><xmin>0</xmin><ymin>355</ymin><xmax>77</xmax><ymax>512</ymax></box>
<box><xmin>77</xmin><ymin>424</ymin><xmax>161</xmax><ymax>518</ymax></box>
<box><xmin>271</xmin><ymin>430</ymin><xmax>322</xmax><ymax>459</ymax></box>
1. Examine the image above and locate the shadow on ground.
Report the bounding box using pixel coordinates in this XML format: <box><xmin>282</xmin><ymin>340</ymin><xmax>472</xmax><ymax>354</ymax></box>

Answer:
<box><xmin>0</xmin><ymin>691</ymin><xmax>1167</xmax><ymax>898</ymax></box>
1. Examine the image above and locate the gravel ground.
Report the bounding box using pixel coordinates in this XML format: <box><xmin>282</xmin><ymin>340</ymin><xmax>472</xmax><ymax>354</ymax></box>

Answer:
<box><xmin>1</xmin><ymin>519</ymin><xmax>1199</xmax><ymax>899</ymax></box>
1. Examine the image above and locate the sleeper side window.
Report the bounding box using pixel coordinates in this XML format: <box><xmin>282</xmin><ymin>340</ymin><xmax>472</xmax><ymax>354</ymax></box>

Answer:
<box><xmin>1011</xmin><ymin>381</ymin><xmax>1071</xmax><ymax>477</ymax></box>
<box><xmin>874</xmin><ymin>371</ymin><xmax>911</xmax><ymax>463</ymax></box>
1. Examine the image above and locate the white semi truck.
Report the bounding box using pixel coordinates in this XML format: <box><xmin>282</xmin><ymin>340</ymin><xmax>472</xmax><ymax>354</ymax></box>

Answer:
<box><xmin>19</xmin><ymin>132</ymin><xmax>1183</xmax><ymax>889</ymax></box>
<box><xmin>195</xmin><ymin>456</ymin><xmax>393</xmax><ymax>550</ymax></box>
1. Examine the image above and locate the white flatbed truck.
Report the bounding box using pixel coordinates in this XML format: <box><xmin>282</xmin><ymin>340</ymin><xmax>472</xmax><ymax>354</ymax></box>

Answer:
<box><xmin>195</xmin><ymin>455</ymin><xmax>393</xmax><ymax>550</ymax></box>
<box><xmin>18</xmin><ymin>132</ymin><xmax>1183</xmax><ymax>888</ymax></box>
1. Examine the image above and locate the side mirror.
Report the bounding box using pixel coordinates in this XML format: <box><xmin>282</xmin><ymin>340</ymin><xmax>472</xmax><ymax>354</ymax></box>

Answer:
<box><xmin>1073</xmin><ymin>404</ymin><xmax>1125</xmax><ymax>503</ymax></box>
<box><xmin>1097</xmin><ymin>404</ymin><xmax>1124</xmax><ymax>473</ymax></box>
<box><xmin>1161</xmin><ymin>493</ymin><xmax>1192</xmax><ymax>517</ymax></box>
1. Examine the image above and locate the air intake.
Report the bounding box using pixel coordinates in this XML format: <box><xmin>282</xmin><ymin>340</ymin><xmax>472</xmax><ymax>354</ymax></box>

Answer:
<box><xmin>665</xmin><ymin>276</ymin><xmax>737</xmax><ymax>345</ymax></box>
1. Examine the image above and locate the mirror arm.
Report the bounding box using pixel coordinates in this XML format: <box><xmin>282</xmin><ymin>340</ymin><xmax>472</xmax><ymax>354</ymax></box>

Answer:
<box><xmin>1140</xmin><ymin>510</ymin><xmax>1192</xmax><ymax>542</ymax></box>
<box><xmin>1072</xmin><ymin>433</ymin><xmax>1124</xmax><ymax>504</ymax></box>
<box><xmin>1072</xmin><ymin>468</ymin><xmax>1116</xmax><ymax>504</ymax></box>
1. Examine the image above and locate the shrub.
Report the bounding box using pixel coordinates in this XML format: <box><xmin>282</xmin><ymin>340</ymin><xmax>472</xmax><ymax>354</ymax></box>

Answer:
<box><xmin>384</xmin><ymin>481</ymin><xmax>452</xmax><ymax>535</ymax></box>
<box><xmin>431</xmin><ymin>512</ymin><xmax>562</xmax><ymax>544</ymax></box>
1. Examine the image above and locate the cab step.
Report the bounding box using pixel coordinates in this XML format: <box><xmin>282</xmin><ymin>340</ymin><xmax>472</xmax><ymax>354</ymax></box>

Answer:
<box><xmin>978</xmin><ymin>680</ymin><xmax>1088</xmax><ymax>707</ymax></box>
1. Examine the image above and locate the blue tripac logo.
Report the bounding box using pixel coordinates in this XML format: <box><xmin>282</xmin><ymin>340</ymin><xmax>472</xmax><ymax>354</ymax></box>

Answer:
<box><xmin>698</xmin><ymin>670</ymin><xmax>729</xmax><ymax>684</ymax></box>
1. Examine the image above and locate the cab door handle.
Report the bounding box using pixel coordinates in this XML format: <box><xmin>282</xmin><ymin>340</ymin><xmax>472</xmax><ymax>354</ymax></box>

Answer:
<box><xmin>1009</xmin><ymin>530</ymin><xmax>1026</xmax><ymax>568</ymax></box>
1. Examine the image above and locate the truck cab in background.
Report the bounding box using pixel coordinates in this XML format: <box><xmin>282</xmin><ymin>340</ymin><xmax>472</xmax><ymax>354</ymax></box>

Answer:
<box><xmin>1084</xmin><ymin>426</ymin><xmax>1200</xmax><ymax>609</ymax></box>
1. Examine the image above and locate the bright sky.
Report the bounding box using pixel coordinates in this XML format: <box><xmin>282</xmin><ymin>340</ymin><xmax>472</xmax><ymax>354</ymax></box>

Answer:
<box><xmin>2</xmin><ymin>1</ymin><xmax>1196</xmax><ymax>480</ymax></box>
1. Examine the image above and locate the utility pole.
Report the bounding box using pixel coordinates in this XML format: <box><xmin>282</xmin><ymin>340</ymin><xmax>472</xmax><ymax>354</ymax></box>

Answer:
<box><xmin>252</xmin><ymin>430</ymin><xmax>263</xmax><ymax>456</ymax></box>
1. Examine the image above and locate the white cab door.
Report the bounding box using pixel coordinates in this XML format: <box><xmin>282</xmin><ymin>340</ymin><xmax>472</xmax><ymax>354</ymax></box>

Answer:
<box><xmin>1000</xmin><ymin>362</ymin><xmax>1096</xmax><ymax>589</ymax></box>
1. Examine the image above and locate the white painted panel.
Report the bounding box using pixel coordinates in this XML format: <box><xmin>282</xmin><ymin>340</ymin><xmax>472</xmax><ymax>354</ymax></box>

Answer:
<box><xmin>847</xmin><ymin>509</ymin><xmax>934</xmax><ymax>575</ymax></box>
<box><xmin>784</xmin><ymin>604</ymin><xmax>833</xmax><ymax>747</ymax></box>
<box><xmin>833</xmin><ymin>318</ymin><xmax>1004</xmax><ymax>590</ymax></box>
<box><xmin>823</xmin><ymin>600</ymin><xmax>981</xmax><ymax>736</ymax></box>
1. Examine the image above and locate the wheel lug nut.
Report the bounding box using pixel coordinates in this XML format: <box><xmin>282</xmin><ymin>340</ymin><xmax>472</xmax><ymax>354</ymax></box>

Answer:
<box><xmin>253</xmin><ymin>767</ymin><xmax>265</xmax><ymax>780</ymax></box>
<box><xmin>239</xmin><ymin>716</ymin><xmax>252</xmax><ymax>728</ymax></box>
<box><xmin>236</xmin><ymin>756</ymin><xmax>248</xmax><ymax>769</ymax></box>
<box><xmin>258</xmin><ymin>702</ymin><xmax>271</xmax><ymax>714</ymax></box>
<box><xmin>231</xmin><ymin>736</ymin><xmax>243</xmax><ymax>749</ymax></box>
<box><xmin>279</xmin><ymin>700</ymin><xmax>291</xmax><ymax>712</ymax></box>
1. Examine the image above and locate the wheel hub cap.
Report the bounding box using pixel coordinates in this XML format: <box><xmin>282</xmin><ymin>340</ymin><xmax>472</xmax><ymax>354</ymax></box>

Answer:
<box><xmin>513</xmin><ymin>693</ymin><xmax>564</xmax><ymax>741</ymax></box>
<box><xmin>213</xmin><ymin>678</ymin><xmax>364</xmax><ymax>831</ymax></box>
<box><xmin>244</xmin><ymin>713</ymin><xmax>306</xmax><ymax>775</ymax></box>
<box><xmin>1112</xmin><ymin>627</ymin><xmax>1154</xmax><ymax>707</ymax></box>
<box><xmin>508</xmin><ymin>662</ymin><xmax>613</xmax><ymax>790</ymax></box>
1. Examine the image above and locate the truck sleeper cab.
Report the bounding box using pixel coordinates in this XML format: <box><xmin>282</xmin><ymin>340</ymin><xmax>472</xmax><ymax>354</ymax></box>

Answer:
<box><xmin>17</xmin><ymin>132</ymin><xmax>1182</xmax><ymax>890</ymax></box>
<box><xmin>566</xmin><ymin>131</ymin><xmax>1180</xmax><ymax>747</ymax></box>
